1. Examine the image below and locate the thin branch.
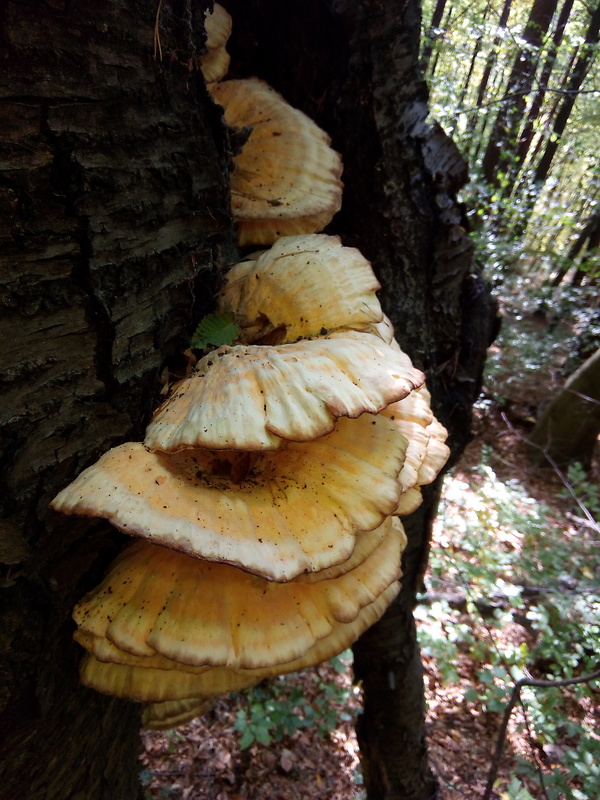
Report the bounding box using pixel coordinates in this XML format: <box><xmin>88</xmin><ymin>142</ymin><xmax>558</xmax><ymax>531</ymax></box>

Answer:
<box><xmin>564</xmin><ymin>387</ymin><xmax>600</xmax><ymax>405</ymax></box>
<box><xmin>153</xmin><ymin>0</ymin><xmax>164</xmax><ymax>61</ymax></box>
<box><xmin>519</xmin><ymin>701</ymin><xmax>551</xmax><ymax>800</ymax></box>
<box><xmin>482</xmin><ymin>669</ymin><xmax>600</xmax><ymax>800</ymax></box>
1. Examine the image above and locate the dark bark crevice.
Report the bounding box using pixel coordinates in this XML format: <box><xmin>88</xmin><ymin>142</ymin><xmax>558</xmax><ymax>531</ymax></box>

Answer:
<box><xmin>222</xmin><ymin>2</ymin><xmax>496</xmax><ymax>797</ymax></box>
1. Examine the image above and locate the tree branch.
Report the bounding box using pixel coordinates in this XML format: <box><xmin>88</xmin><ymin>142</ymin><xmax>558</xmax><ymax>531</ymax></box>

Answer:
<box><xmin>482</xmin><ymin>669</ymin><xmax>600</xmax><ymax>800</ymax></box>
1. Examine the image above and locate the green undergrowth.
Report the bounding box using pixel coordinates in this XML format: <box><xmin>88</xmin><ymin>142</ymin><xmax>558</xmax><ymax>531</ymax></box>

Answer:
<box><xmin>232</xmin><ymin>651</ymin><xmax>355</xmax><ymax>749</ymax></box>
<box><xmin>417</xmin><ymin>452</ymin><xmax>600</xmax><ymax>798</ymax></box>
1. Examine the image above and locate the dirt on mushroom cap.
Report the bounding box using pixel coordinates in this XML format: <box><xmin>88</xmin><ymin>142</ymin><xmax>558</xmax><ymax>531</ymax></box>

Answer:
<box><xmin>51</xmin><ymin>413</ymin><xmax>408</xmax><ymax>581</ymax></box>
<box><xmin>219</xmin><ymin>234</ymin><xmax>383</xmax><ymax>344</ymax></box>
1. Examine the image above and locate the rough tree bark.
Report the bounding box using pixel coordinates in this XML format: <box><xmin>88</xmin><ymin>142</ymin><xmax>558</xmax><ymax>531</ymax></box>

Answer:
<box><xmin>0</xmin><ymin>2</ymin><xmax>496</xmax><ymax>799</ymax></box>
<box><xmin>0</xmin><ymin>1</ymin><xmax>235</xmax><ymax>796</ymax></box>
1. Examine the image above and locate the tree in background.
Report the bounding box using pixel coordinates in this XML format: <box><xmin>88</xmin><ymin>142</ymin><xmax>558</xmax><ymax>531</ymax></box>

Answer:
<box><xmin>526</xmin><ymin>346</ymin><xmax>600</xmax><ymax>467</ymax></box>
<box><xmin>423</xmin><ymin>0</ymin><xmax>600</xmax><ymax>273</ymax></box>
<box><xmin>482</xmin><ymin>0</ymin><xmax>560</xmax><ymax>192</ymax></box>
<box><xmin>0</xmin><ymin>2</ymin><xmax>496</xmax><ymax>799</ymax></box>
<box><xmin>422</xmin><ymin>0</ymin><xmax>599</xmax><ymax>470</ymax></box>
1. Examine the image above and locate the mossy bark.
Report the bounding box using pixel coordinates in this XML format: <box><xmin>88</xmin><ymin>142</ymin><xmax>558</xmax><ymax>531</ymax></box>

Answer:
<box><xmin>0</xmin><ymin>2</ymin><xmax>496</xmax><ymax>799</ymax></box>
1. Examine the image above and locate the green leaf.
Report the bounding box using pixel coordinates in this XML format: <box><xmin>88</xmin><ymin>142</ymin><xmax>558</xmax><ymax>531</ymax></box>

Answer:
<box><xmin>239</xmin><ymin>727</ymin><xmax>255</xmax><ymax>749</ymax></box>
<box><xmin>254</xmin><ymin>724</ymin><xmax>272</xmax><ymax>745</ymax></box>
<box><xmin>478</xmin><ymin>669</ymin><xmax>495</xmax><ymax>685</ymax></box>
<box><xmin>139</xmin><ymin>769</ymin><xmax>153</xmax><ymax>788</ymax></box>
<box><xmin>190</xmin><ymin>312</ymin><xmax>241</xmax><ymax>350</ymax></box>
<box><xmin>485</xmin><ymin>697</ymin><xmax>506</xmax><ymax>713</ymax></box>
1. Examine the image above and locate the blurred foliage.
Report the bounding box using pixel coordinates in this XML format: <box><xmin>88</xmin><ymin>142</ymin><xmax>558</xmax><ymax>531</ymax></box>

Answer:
<box><xmin>483</xmin><ymin>276</ymin><xmax>600</xmax><ymax>408</ymax></box>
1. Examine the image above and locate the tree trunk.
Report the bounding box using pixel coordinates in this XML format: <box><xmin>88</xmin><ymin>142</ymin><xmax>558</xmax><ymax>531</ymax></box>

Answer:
<box><xmin>224</xmin><ymin>1</ymin><xmax>495</xmax><ymax>796</ymax></box>
<box><xmin>0</xmin><ymin>1</ymin><xmax>235</xmax><ymax>797</ymax></box>
<box><xmin>533</xmin><ymin>2</ymin><xmax>600</xmax><ymax>185</ymax></box>
<box><xmin>421</xmin><ymin>0</ymin><xmax>450</xmax><ymax>75</ymax></box>
<box><xmin>552</xmin><ymin>210</ymin><xmax>600</xmax><ymax>286</ymax></box>
<box><xmin>515</xmin><ymin>0</ymin><xmax>575</xmax><ymax>169</ymax></box>
<box><xmin>482</xmin><ymin>0</ymin><xmax>559</xmax><ymax>189</ymax></box>
<box><xmin>532</xmin><ymin>41</ymin><xmax>579</xmax><ymax>159</ymax></box>
<box><xmin>466</xmin><ymin>0</ymin><xmax>513</xmax><ymax>160</ymax></box>
<box><xmin>526</xmin><ymin>348</ymin><xmax>600</xmax><ymax>468</ymax></box>
<box><xmin>513</xmin><ymin>2</ymin><xmax>600</xmax><ymax>239</ymax></box>
<box><xmin>455</xmin><ymin>0</ymin><xmax>494</xmax><ymax>111</ymax></box>
<box><xmin>1</xmin><ymin>1</ymin><xmax>497</xmax><ymax>799</ymax></box>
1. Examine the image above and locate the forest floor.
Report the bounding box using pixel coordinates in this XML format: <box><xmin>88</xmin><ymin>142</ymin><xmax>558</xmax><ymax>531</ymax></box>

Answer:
<box><xmin>139</xmin><ymin>394</ymin><xmax>600</xmax><ymax>800</ymax></box>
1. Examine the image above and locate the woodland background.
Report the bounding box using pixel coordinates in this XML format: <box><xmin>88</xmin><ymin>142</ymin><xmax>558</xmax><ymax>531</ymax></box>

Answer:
<box><xmin>0</xmin><ymin>1</ymin><xmax>598</xmax><ymax>799</ymax></box>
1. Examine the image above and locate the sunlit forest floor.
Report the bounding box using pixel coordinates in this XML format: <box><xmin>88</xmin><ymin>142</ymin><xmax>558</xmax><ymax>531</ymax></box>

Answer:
<box><xmin>423</xmin><ymin>405</ymin><xmax>600</xmax><ymax>800</ymax></box>
<box><xmin>140</xmin><ymin>397</ymin><xmax>599</xmax><ymax>800</ymax></box>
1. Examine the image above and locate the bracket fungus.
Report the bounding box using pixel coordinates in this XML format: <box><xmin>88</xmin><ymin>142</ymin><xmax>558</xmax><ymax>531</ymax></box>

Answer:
<box><xmin>50</xmin><ymin>45</ymin><xmax>452</xmax><ymax>722</ymax></box>
<box><xmin>78</xmin><ymin>582</ymin><xmax>401</xmax><ymax>703</ymax></box>
<box><xmin>72</xmin><ymin>518</ymin><xmax>405</xmax><ymax>674</ymax></box>
<box><xmin>142</xmin><ymin>698</ymin><xmax>214</xmax><ymax>731</ymax></box>
<box><xmin>382</xmin><ymin>387</ymin><xmax>451</xmax><ymax>516</ymax></box>
<box><xmin>201</xmin><ymin>4</ymin><xmax>232</xmax><ymax>83</ymax></box>
<box><xmin>51</xmin><ymin>413</ymin><xmax>408</xmax><ymax>581</ymax></box>
<box><xmin>207</xmin><ymin>79</ymin><xmax>343</xmax><ymax>246</ymax></box>
<box><xmin>145</xmin><ymin>333</ymin><xmax>424</xmax><ymax>452</ymax></box>
<box><xmin>50</xmin><ymin>221</ymin><xmax>450</xmax><ymax>717</ymax></box>
<box><xmin>219</xmin><ymin>234</ymin><xmax>383</xmax><ymax>343</ymax></box>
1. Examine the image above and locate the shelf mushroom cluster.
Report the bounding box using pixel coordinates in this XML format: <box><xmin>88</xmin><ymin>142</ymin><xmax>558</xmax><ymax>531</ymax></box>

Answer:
<box><xmin>199</xmin><ymin>5</ymin><xmax>343</xmax><ymax>247</ymax></box>
<box><xmin>51</xmin><ymin>235</ymin><xmax>449</xmax><ymax>729</ymax></box>
<box><xmin>49</xmin><ymin>7</ymin><xmax>451</xmax><ymax>731</ymax></box>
